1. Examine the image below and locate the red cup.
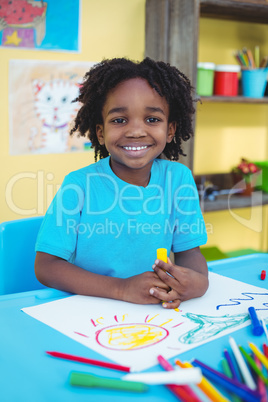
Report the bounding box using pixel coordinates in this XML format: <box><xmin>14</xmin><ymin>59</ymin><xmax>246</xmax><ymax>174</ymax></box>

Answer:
<box><xmin>214</xmin><ymin>65</ymin><xmax>240</xmax><ymax>96</ymax></box>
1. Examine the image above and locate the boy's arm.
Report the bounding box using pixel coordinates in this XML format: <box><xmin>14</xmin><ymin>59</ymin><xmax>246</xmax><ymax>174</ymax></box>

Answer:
<box><xmin>35</xmin><ymin>251</ymin><xmax>170</xmax><ymax>304</ymax></box>
<box><xmin>149</xmin><ymin>247</ymin><xmax>209</xmax><ymax>309</ymax></box>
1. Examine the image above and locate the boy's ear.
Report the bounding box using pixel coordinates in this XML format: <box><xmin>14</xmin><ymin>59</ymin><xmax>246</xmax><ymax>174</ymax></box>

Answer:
<box><xmin>96</xmin><ymin>124</ymin><xmax>105</xmax><ymax>145</ymax></box>
<box><xmin>166</xmin><ymin>121</ymin><xmax>176</xmax><ymax>143</ymax></box>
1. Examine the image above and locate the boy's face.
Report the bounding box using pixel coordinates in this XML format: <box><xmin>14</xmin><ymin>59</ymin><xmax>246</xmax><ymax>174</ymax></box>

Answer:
<box><xmin>96</xmin><ymin>78</ymin><xmax>176</xmax><ymax>186</ymax></box>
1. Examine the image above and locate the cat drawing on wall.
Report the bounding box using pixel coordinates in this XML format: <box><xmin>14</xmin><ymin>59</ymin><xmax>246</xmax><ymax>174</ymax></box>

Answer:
<box><xmin>29</xmin><ymin>78</ymin><xmax>80</xmax><ymax>153</ymax></box>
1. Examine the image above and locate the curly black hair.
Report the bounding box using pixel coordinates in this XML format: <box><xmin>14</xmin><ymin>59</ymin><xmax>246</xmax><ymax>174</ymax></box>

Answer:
<box><xmin>70</xmin><ymin>57</ymin><xmax>195</xmax><ymax>162</ymax></box>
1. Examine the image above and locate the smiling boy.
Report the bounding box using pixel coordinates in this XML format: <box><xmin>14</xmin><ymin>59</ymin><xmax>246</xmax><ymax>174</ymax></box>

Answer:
<box><xmin>35</xmin><ymin>57</ymin><xmax>208</xmax><ymax>308</ymax></box>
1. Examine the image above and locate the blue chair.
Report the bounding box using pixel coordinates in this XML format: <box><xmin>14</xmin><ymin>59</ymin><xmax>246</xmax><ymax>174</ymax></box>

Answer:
<box><xmin>0</xmin><ymin>216</ymin><xmax>46</xmax><ymax>295</ymax></box>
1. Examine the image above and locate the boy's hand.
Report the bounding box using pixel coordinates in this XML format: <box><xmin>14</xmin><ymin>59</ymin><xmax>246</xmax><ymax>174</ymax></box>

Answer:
<box><xmin>150</xmin><ymin>256</ymin><xmax>209</xmax><ymax>309</ymax></box>
<box><xmin>120</xmin><ymin>271</ymin><xmax>170</xmax><ymax>305</ymax></box>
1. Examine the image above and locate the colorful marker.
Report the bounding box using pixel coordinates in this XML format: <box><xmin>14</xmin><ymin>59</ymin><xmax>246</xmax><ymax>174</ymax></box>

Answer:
<box><xmin>176</xmin><ymin>359</ymin><xmax>230</xmax><ymax>402</ymax></box>
<box><xmin>70</xmin><ymin>371</ymin><xmax>148</xmax><ymax>392</ymax></box>
<box><xmin>46</xmin><ymin>351</ymin><xmax>131</xmax><ymax>372</ymax></box>
<box><xmin>157</xmin><ymin>355</ymin><xmax>202</xmax><ymax>402</ymax></box>
<box><xmin>253</xmin><ymin>355</ymin><xmax>268</xmax><ymax>402</ymax></box>
<box><xmin>229</xmin><ymin>336</ymin><xmax>257</xmax><ymax>390</ymax></box>
<box><xmin>223</xmin><ymin>349</ymin><xmax>240</xmax><ymax>381</ymax></box>
<box><xmin>263</xmin><ymin>343</ymin><xmax>268</xmax><ymax>358</ymax></box>
<box><xmin>191</xmin><ymin>359</ymin><xmax>261</xmax><ymax>402</ymax></box>
<box><xmin>156</xmin><ymin>248</ymin><xmax>170</xmax><ymax>307</ymax></box>
<box><xmin>248</xmin><ymin>307</ymin><xmax>264</xmax><ymax>336</ymax></box>
<box><xmin>248</xmin><ymin>342</ymin><xmax>268</xmax><ymax>370</ymax></box>
<box><xmin>221</xmin><ymin>358</ymin><xmax>241</xmax><ymax>402</ymax></box>
<box><xmin>238</xmin><ymin>345</ymin><xmax>268</xmax><ymax>386</ymax></box>
<box><xmin>122</xmin><ymin>368</ymin><xmax>202</xmax><ymax>385</ymax></box>
<box><xmin>157</xmin><ymin>248</ymin><xmax>168</xmax><ymax>263</ymax></box>
<box><xmin>261</xmin><ymin>318</ymin><xmax>268</xmax><ymax>343</ymax></box>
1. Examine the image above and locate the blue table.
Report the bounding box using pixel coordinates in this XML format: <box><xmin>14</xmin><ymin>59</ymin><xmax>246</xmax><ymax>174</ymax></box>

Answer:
<box><xmin>1</xmin><ymin>254</ymin><xmax>268</xmax><ymax>402</ymax></box>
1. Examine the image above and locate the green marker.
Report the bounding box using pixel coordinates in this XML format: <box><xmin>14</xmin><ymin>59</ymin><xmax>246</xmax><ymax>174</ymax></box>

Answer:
<box><xmin>70</xmin><ymin>371</ymin><xmax>148</xmax><ymax>393</ymax></box>
<box><xmin>239</xmin><ymin>345</ymin><xmax>268</xmax><ymax>386</ymax></box>
<box><xmin>221</xmin><ymin>358</ymin><xmax>242</xmax><ymax>402</ymax></box>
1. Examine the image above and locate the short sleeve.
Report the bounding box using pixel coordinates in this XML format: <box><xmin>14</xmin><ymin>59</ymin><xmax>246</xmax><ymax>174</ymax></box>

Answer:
<box><xmin>35</xmin><ymin>173</ymin><xmax>85</xmax><ymax>262</ymax></box>
<box><xmin>171</xmin><ymin>169</ymin><xmax>207</xmax><ymax>252</ymax></box>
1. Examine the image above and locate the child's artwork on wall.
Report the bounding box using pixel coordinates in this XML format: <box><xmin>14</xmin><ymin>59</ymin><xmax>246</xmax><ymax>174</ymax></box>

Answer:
<box><xmin>0</xmin><ymin>0</ymin><xmax>80</xmax><ymax>52</ymax></box>
<box><xmin>9</xmin><ymin>60</ymin><xmax>95</xmax><ymax>155</ymax></box>
<box><xmin>22</xmin><ymin>272</ymin><xmax>268</xmax><ymax>372</ymax></box>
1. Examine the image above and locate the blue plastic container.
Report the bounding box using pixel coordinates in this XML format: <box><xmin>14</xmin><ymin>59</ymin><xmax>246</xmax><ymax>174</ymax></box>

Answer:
<box><xmin>241</xmin><ymin>68</ymin><xmax>268</xmax><ymax>98</ymax></box>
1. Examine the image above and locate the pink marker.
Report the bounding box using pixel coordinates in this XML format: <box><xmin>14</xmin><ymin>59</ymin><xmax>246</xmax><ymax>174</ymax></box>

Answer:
<box><xmin>46</xmin><ymin>351</ymin><xmax>131</xmax><ymax>372</ymax></box>
<box><xmin>157</xmin><ymin>355</ymin><xmax>202</xmax><ymax>402</ymax></box>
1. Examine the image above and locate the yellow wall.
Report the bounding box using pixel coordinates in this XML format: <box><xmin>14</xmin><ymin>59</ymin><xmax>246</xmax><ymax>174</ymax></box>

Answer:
<box><xmin>195</xmin><ymin>18</ymin><xmax>268</xmax><ymax>253</ymax></box>
<box><xmin>195</xmin><ymin>18</ymin><xmax>268</xmax><ymax>174</ymax></box>
<box><xmin>1</xmin><ymin>6</ymin><xmax>267</xmax><ymax>253</ymax></box>
<box><xmin>0</xmin><ymin>0</ymin><xmax>145</xmax><ymax>222</ymax></box>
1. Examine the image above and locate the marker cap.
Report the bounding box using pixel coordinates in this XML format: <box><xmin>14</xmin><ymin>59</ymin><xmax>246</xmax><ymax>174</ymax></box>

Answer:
<box><xmin>157</xmin><ymin>248</ymin><xmax>168</xmax><ymax>263</ymax></box>
<box><xmin>248</xmin><ymin>307</ymin><xmax>264</xmax><ymax>336</ymax></box>
<box><xmin>261</xmin><ymin>270</ymin><xmax>266</xmax><ymax>280</ymax></box>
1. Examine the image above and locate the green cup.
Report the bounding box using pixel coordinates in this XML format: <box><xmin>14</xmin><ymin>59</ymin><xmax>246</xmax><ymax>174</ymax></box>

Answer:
<box><xmin>197</xmin><ymin>62</ymin><xmax>215</xmax><ymax>96</ymax></box>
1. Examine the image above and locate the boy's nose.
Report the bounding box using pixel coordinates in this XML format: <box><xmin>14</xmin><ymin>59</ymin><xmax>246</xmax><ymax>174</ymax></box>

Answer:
<box><xmin>125</xmin><ymin>123</ymin><xmax>146</xmax><ymax>137</ymax></box>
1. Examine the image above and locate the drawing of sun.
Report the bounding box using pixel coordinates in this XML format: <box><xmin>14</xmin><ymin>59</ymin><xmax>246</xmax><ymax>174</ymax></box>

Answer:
<box><xmin>95</xmin><ymin>323</ymin><xmax>169</xmax><ymax>350</ymax></box>
<box><xmin>73</xmin><ymin>313</ymin><xmax>183</xmax><ymax>351</ymax></box>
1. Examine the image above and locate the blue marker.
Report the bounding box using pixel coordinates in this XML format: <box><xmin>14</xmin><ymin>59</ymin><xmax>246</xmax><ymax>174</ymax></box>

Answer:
<box><xmin>248</xmin><ymin>306</ymin><xmax>264</xmax><ymax>336</ymax></box>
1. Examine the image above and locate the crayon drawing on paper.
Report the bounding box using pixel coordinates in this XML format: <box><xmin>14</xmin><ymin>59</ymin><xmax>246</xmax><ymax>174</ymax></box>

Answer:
<box><xmin>9</xmin><ymin>60</ymin><xmax>95</xmax><ymax>155</ymax></box>
<box><xmin>0</xmin><ymin>0</ymin><xmax>81</xmax><ymax>52</ymax></box>
<box><xmin>22</xmin><ymin>272</ymin><xmax>268</xmax><ymax>371</ymax></box>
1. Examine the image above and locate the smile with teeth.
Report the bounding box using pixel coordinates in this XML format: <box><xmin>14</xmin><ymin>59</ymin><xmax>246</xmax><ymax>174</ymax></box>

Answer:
<box><xmin>123</xmin><ymin>145</ymin><xmax>148</xmax><ymax>151</ymax></box>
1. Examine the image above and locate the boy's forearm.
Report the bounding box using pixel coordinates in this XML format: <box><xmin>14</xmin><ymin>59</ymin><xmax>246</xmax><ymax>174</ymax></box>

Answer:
<box><xmin>174</xmin><ymin>247</ymin><xmax>208</xmax><ymax>277</ymax></box>
<box><xmin>35</xmin><ymin>252</ymin><xmax>124</xmax><ymax>300</ymax></box>
<box><xmin>174</xmin><ymin>247</ymin><xmax>209</xmax><ymax>298</ymax></box>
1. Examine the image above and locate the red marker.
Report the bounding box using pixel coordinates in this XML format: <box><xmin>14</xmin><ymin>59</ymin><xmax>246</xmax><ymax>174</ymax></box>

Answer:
<box><xmin>261</xmin><ymin>270</ymin><xmax>266</xmax><ymax>280</ymax></box>
<box><xmin>46</xmin><ymin>351</ymin><xmax>131</xmax><ymax>372</ymax></box>
<box><xmin>263</xmin><ymin>344</ymin><xmax>268</xmax><ymax>358</ymax></box>
<box><xmin>157</xmin><ymin>355</ymin><xmax>202</xmax><ymax>402</ymax></box>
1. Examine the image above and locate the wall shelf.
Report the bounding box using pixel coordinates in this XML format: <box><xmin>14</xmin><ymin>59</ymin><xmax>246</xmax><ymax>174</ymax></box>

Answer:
<box><xmin>195</xmin><ymin>172</ymin><xmax>268</xmax><ymax>212</ymax></box>
<box><xmin>200</xmin><ymin>96</ymin><xmax>268</xmax><ymax>104</ymax></box>
<box><xmin>200</xmin><ymin>0</ymin><xmax>268</xmax><ymax>24</ymax></box>
<box><xmin>145</xmin><ymin>0</ymin><xmax>268</xmax><ymax>217</ymax></box>
<box><xmin>145</xmin><ymin>0</ymin><xmax>268</xmax><ymax>169</ymax></box>
<box><xmin>201</xmin><ymin>192</ymin><xmax>268</xmax><ymax>212</ymax></box>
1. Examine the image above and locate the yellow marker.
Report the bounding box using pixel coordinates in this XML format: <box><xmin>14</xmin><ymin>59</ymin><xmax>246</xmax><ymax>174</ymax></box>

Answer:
<box><xmin>248</xmin><ymin>342</ymin><xmax>268</xmax><ymax>370</ymax></box>
<box><xmin>175</xmin><ymin>360</ymin><xmax>230</xmax><ymax>402</ymax></box>
<box><xmin>157</xmin><ymin>248</ymin><xmax>167</xmax><ymax>263</ymax></box>
<box><xmin>156</xmin><ymin>248</ymin><xmax>168</xmax><ymax>307</ymax></box>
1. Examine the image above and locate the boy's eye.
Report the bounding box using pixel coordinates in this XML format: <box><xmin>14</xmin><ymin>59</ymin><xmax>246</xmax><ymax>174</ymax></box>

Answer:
<box><xmin>113</xmin><ymin>118</ymin><xmax>126</xmax><ymax>124</ymax></box>
<box><xmin>147</xmin><ymin>117</ymin><xmax>160</xmax><ymax>123</ymax></box>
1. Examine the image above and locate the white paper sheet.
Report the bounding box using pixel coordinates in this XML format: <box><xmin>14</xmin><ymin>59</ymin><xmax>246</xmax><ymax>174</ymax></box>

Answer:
<box><xmin>22</xmin><ymin>272</ymin><xmax>268</xmax><ymax>371</ymax></box>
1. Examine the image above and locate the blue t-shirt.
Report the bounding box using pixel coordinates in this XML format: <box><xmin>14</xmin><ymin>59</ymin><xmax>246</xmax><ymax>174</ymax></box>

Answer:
<box><xmin>36</xmin><ymin>157</ymin><xmax>207</xmax><ymax>278</ymax></box>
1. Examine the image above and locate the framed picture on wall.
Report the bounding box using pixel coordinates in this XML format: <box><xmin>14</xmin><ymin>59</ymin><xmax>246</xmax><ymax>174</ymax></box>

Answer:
<box><xmin>0</xmin><ymin>0</ymin><xmax>81</xmax><ymax>52</ymax></box>
<box><xmin>9</xmin><ymin>59</ymin><xmax>96</xmax><ymax>155</ymax></box>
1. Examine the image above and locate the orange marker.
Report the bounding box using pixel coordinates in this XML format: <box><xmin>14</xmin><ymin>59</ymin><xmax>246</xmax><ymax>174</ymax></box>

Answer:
<box><xmin>175</xmin><ymin>359</ymin><xmax>230</xmax><ymax>402</ymax></box>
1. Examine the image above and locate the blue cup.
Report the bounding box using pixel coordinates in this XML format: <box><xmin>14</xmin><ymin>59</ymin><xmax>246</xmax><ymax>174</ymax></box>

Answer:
<box><xmin>241</xmin><ymin>68</ymin><xmax>268</xmax><ymax>98</ymax></box>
